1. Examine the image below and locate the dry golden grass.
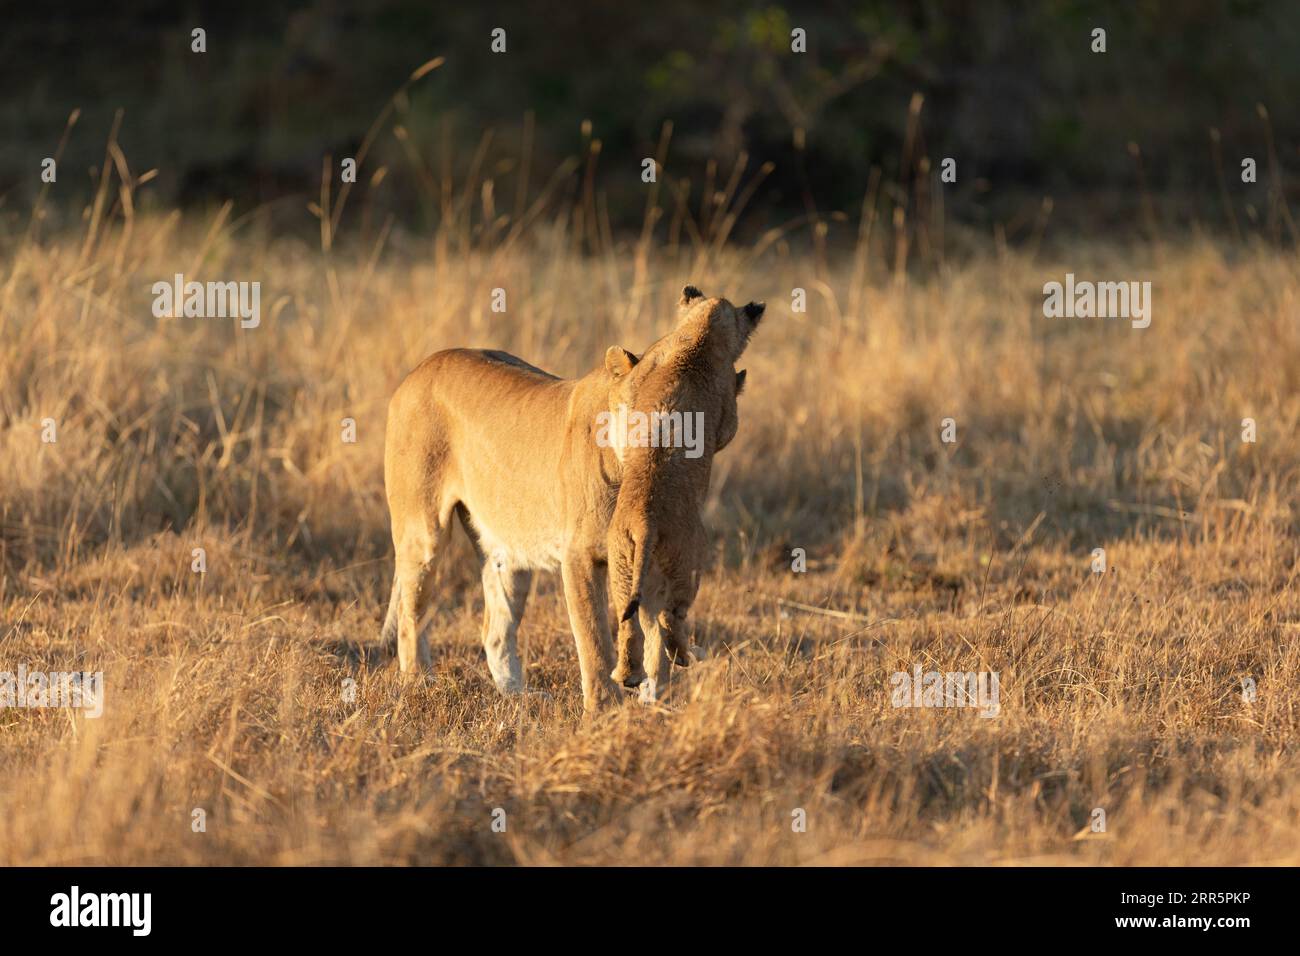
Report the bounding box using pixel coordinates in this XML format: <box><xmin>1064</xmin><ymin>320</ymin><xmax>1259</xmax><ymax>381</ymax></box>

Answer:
<box><xmin>1</xmin><ymin>175</ymin><xmax>1298</xmax><ymax>864</ymax></box>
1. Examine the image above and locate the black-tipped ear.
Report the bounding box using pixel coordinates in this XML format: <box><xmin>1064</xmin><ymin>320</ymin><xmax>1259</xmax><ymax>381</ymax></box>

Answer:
<box><xmin>737</xmin><ymin>301</ymin><xmax>765</xmax><ymax>350</ymax></box>
<box><xmin>735</xmin><ymin>368</ymin><xmax>747</xmax><ymax>394</ymax></box>
<box><xmin>680</xmin><ymin>285</ymin><xmax>704</xmax><ymax>307</ymax></box>
<box><xmin>604</xmin><ymin>346</ymin><xmax>638</xmax><ymax>377</ymax></box>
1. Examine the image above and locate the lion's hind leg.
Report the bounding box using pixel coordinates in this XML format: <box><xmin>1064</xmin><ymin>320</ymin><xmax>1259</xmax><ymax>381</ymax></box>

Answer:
<box><xmin>385</xmin><ymin>480</ymin><xmax>458</xmax><ymax>676</ymax></box>
<box><xmin>392</xmin><ymin>527</ymin><xmax>446</xmax><ymax>675</ymax></box>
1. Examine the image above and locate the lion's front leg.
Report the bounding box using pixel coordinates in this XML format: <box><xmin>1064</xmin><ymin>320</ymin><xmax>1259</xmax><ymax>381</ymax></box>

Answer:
<box><xmin>608</xmin><ymin>559</ymin><xmax>647</xmax><ymax>688</ymax></box>
<box><xmin>639</xmin><ymin>591</ymin><xmax>703</xmax><ymax>704</ymax></box>
<box><xmin>636</xmin><ymin>604</ymin><xmax>674</xmax><ymax>703</ymax></box>
<box><xmin>560</xmin><ymin>551</ymin><xmax>622</xmax><ymax>713</ymax></box>
<box><xmin>611</xmin><ymin>615</ymin><xmax>647</xmax><ymax>688</ymax></box>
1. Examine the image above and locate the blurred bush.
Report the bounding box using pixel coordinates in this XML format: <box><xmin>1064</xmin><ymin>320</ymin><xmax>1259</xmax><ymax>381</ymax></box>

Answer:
<box><xmin>2</xmin><ymin>0</ymin><xmax>1296</xmax><ymax>236</ymax></box>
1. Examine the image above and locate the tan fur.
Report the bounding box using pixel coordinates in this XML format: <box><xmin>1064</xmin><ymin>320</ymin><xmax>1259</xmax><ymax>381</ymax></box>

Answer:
<box><xmin>381</xmin><ymin>348</ymin><xmax>625</xmax><ymax>712</ymax></box>
<box><xmin>381</xmin><ymin>288</ymin><xmax>761</xmax><ymax>712</ymax></box>
<box><xmin>605</xmin><ymin>287</ymin><xmax>764</xmax><ymax>695</ymax></box>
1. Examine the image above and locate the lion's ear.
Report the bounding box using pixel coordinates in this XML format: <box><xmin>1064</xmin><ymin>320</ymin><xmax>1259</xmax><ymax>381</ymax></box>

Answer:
<box><xmin>605</xmin><ymin>346</ymin><xmax>638</xmax><ymax>377</ymax></box>
<box><xmin>679</xmin><ymin>285</ymin><xmax>704</xmax><ymax>308</ymax></box>
<box><xmin>737</xmin><ymin>300</ymin><xmax>765</xmax><ymax>351</ymax></box>
<box><xmin>735</xmin><ymin>368</ymin><xmax>747</xmax><ymax>394</ymax></box>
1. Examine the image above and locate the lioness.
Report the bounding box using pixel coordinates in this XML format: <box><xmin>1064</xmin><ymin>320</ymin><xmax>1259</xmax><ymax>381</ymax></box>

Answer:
<box><xmin>606</xmin><ymin>287</ymin><xmax>763</xmax><ymax>694</ymax></box>
<box><xmin>380</xmin><ymin>286</ymin><xmax>763</xmax><ymax>713</ymax></box>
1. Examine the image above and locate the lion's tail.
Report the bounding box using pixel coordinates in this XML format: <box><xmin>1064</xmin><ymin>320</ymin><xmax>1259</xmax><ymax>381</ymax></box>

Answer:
<box><xmin>620</xmin><ymin>516</ymin><xmax>655</xmax><ymax>623</ymax></box>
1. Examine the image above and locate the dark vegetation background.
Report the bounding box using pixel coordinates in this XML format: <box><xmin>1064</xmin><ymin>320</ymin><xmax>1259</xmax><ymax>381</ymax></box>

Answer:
<box><xmin>2</xmin><ymin>0</ymin><xmax>1297</xmax><ymax>243</ymax></box>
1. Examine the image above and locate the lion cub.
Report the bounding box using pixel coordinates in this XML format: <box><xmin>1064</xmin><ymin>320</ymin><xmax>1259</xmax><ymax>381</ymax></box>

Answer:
<box><xmin>603</xmin><ymin>286</ymin><xmax>763</xmax><ymax>696</ymax></box>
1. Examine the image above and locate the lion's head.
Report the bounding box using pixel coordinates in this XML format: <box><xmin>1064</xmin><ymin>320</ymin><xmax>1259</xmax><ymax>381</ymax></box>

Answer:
<box><xmin>601</xmin><ymin>285</ymin><xmax>763</xmax><ymax>461</ymax></box>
